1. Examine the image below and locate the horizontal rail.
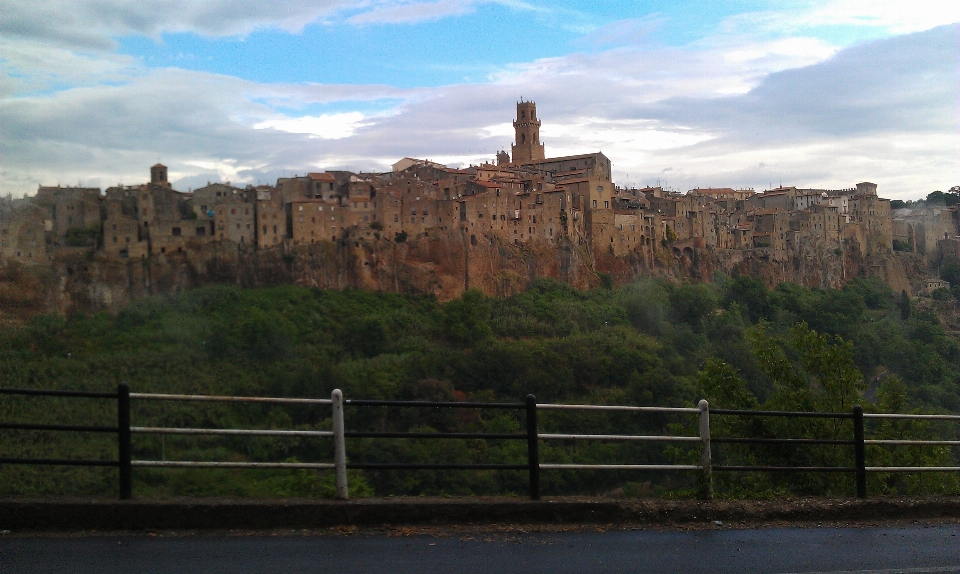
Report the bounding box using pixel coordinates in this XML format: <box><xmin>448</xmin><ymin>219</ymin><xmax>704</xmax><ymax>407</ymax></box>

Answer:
<box><xmin>131</xmin><ymin>427</ymin><xmax>333</xmax><ymax>438</ymax></box>
<box><xmin>345</xmin><ymin>399</ymin><xmax>524</xmax><ymax>409</ymax></box>
<box><xmin>132</xmin><ymin>460</ymin><xmax>335</xmax><ymax>469</ymax></box>
<box><xmin>0</xmin><ymin>388</ymin><xmax>117</xmax><ymax>399</ymax></box>
<box><xmin>539</xmin><ymin>433</ymin><xmax>701</xmax><ymax>442</ymax></box>
<box><xmin>866</xmin><ymin>466</ymin><xmax>960</xmax><ymax>472</ymax></box>
<box><xmin>344</xmin><ymin>431</ymin><xmax>526</xmax><ymax>439</ymax></box>
<box><xmin>866</xmin><ymin>439</ymin><xmax>960</xmax><ymax>446</ymax></box>
<box><xmin>130</xmin><ymin>393</ymin><xmax>332</xmax><ymax>405</ymax></box>
<box><xmin>538</xmin><ymin>404</ymin><xmax>699</xmax><ymax>414</ymax></box>
<box><xmin>0</xmin><ymin>457</ymin><xmax>119</xmax><ymax>467</ymax></box>
<box><xmin>539</xmin><ymin>464</ymin><xmax>702</xmax><ymax>470</ymax></box>
<box><xmin>0</xmin><ymin>422</ymin><xmax>118</xmax><ymax>433</ymax></box>
<box><xmin>864</xmin><ymin>413</ymin><xmax>960</xmax><ymax>421</ymax></box>
<box><xmin>712</xmin><ymin>409</ymin><xmax>853</xmax><ymax>419</ymax></box>
<box><xmin>714</xmin><ymin>465</ymin><xmax>856</xmax><ymax>472</ymax></box>
<box><xmin>347</xmin><ymin>463</ymin><xmax>528</xmax><ymax>470</ymax></box>
<box><xmin>713</xmin><ymin>437</ymin><xmax>855</xmax><ymax>445</ymax></box>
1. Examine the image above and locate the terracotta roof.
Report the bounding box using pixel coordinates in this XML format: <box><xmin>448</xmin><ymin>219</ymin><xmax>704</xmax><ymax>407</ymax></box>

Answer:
<box><xmin>308</xmin><ymin>173</ymin><xmax>337</xmax><ymax>182</ymax></box>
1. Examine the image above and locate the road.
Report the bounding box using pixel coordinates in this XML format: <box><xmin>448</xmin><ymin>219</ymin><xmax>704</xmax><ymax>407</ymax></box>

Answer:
<box><xmin>2</xmin><ymin>524</ymin><xmax>958</xmax><ymax>574</ymax></box>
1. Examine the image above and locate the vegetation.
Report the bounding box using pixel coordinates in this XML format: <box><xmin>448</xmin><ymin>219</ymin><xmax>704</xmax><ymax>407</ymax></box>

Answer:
<box><xmin>1</xmin><ymin>276</ymin><xmax>958</xmax><ymax>498</ymax></box>
<box><xmin>891</xmin><ymin>186</ymin><xmax>960</xmax><ymax>209</ymax></box>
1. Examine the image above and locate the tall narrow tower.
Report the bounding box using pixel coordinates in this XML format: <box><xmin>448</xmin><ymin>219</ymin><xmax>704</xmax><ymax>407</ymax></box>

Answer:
<box><xmin>511</xmin><ymin>100</ymin><xmax>544</xmax><ymax>165</ymax></box>
<box><xmin>150</xmin><ymin>163</ymin><xmax>170</xmax><ymax>188</ymax></box>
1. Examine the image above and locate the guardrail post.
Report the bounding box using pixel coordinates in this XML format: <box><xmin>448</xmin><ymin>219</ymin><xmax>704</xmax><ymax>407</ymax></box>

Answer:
<box><xmin>853</xmin><ymin>405</ymin><xmax>866</xmax><ymax>498</ymax></box>
<box><xmin>698</xmin><ymin>399</ymin><xmax>713</xmax><ymax>500</ymax></box>
<box><xmin>526</xmin><ymin>394</ymin><xmax>540</xmax><ymax>500</ymax></box>
<box><xmin>331</xmin><ymin>389</ymin><xmax>349</xmax><ymax>500</ymax></box>
<box><xmin>117</xmin><ymin>382</ymin><xmax>132</xmax><ymax>500</ymax></box>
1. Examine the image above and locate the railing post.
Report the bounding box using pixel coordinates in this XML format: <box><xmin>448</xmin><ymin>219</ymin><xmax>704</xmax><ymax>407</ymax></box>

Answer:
<box><xmin>525</xmin><ymin>394</ymin><xmax>540</xmax><ymax>500</ymax></box>
<box><xmin>853</xmin><ymin>405</ymin><xmax>866</xmax><ymax>498</ymax></box>
<box><xmin>331</xmin><ymin>389</ymin><xmax>349</xmax><ymax>500</ymax></box>
<box><xmin>117</xmin><ymin>382</ymin><xmax>132</xmax><ymax>500</ymax></box>
<box><xmin>698</xmin><ymin>399</ymin><xmax>713</xmax><ymax>500</ymax></box>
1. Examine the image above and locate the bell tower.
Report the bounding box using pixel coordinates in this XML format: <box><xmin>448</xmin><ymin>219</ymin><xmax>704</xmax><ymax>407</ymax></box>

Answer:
<box><xmin>511</xmin><ymin>99</ymin><xmax>544</xmax><ymax>165</ymax></box>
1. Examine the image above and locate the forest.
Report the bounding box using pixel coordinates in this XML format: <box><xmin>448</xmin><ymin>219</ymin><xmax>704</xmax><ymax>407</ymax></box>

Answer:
<box><xmin>1</xmin><ymin>275</ymin><xmax>958</xmax><ymax>499</ymax></box>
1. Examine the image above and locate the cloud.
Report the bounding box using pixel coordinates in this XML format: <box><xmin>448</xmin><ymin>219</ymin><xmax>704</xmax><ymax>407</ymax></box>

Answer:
<box><xmin>0</xmin><ymin>1</ymin><xmax>353</xmax><ymax>49</ymax></box>
<box><xmin>255</xmin><ymin>112</ymin><xmax>370</xmax><ymax>138</ymax></box>
<box><xmin>1</xmin><ymin>3</ymin><xmax>957</xmax><ymax>200</ymax></box>
<box><xmin>346</xmin><ymin>0</ymin><xmax>479</xmax><ymax>25</ymax></box>
<box><xmin>645</xmin><ymin>24</ymin><xmax>959</xmax><ymax>140</ymax></box>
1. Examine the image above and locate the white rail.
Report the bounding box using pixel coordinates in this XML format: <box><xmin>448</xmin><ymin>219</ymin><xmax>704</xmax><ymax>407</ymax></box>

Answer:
<box><xmin>132</xmin><ymin>460</ymin><xmax>335</xmax><ymax>469</ymax></box>
<box><xmin>540</xmin><ymin>464</ymin><xmax>702</xmax><ymax>470</ymax></box>
<box><xmin>130</xmin><ymin>392</ymin><xmax>332</xmax><ymax>405</ymax></box>
<box><xmin>540</xmin><ymin>433</ymin><xmax>700</xmax><ymax>442</ymax></box>
<box><xmin>131</xmin><ymin>426</ymin><xmax>333</xmax><ymax>438</ymax></box>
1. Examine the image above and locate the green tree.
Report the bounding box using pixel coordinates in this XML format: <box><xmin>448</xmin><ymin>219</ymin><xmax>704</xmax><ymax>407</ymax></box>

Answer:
<box><xmin>899</xmin><ymin>290</ymin><xmax>911</xmax><ymax>321</ymax></box>
<box><xmin>440</xmin><ymin>289</ymin><xmax>492</xmax><ymax>347</ymax></box>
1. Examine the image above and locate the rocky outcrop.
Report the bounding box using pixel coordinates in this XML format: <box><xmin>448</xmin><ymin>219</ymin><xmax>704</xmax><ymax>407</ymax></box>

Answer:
<box><xmin>0</xmin><ymin>226</ymin><xmax>934</xmax><ymax>318</ymax></box>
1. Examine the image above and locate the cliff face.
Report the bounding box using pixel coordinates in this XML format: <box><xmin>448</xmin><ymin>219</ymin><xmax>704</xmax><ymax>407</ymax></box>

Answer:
<box><xmin>0</xmin><ymin>226</ymin><xmax>930</xmax><ymax>318</ymax></box>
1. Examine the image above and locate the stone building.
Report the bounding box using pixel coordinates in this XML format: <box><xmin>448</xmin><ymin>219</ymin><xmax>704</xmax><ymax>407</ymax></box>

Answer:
<box><xmin>255</xmin><ymin>185</ymin><xmax>287</xmax><ymax>248</ymax></box>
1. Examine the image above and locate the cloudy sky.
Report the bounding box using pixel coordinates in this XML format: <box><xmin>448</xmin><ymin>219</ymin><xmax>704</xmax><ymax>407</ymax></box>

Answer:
<box><xmin>1</xmin><ymin>1</ymin><xmax>957</xmax><ymax>199</ymax></box>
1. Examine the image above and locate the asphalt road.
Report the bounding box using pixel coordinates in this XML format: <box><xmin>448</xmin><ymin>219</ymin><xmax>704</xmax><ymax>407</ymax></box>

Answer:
<box><xmin>2</xmin><ymin>524</ymin><xmax>959</xmax><ymax>574</ymax></box>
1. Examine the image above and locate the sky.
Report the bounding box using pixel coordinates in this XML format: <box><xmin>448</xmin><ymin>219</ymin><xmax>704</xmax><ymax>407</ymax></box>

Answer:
<box><xmin>1</xmin><ymin>1</ymin><xmax>958</xmax><ymax>199</ymax></box>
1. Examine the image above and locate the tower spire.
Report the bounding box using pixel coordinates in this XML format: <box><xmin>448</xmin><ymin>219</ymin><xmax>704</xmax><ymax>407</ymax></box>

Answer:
<box><xmin>511</xmin><ymin>100</ymin><xmax>544</xmax><ymax>165</ymax></box>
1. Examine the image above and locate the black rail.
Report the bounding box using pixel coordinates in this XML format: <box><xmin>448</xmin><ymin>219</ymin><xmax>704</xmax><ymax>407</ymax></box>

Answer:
<box><xmin>0</xmin><ymin>387</ymin><xmax>118</xmax><ymax>399</ymax></box>
<box><xmin>0</xmin><ymin>422</ymin><xmax>118</xmax><ymax>433</ymax></box>
<box><xmin>0</xmin><ymin>457</ymin><xmax>120</xmax><ymax>467</ymax></box>
<box><xmin>0</xmin><ymin>383</ymin><xmax>132</xmax><ymax>499</ymax></box>
<box><xmin>710</xmin><ymin>406</ymin><xmax>866</xmax><ymax>497</ymax></box>
<box><xmin>345</xmin><ymin>394</ymin><xmax>539</xmax><ymax>499</ymax></box>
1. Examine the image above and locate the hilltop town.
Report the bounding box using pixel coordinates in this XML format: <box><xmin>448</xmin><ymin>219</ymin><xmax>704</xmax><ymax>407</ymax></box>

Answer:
<box><xmin>1</xmin><ymin>101</ymin><xmax>955</xmax><ymax>315</ymax></box>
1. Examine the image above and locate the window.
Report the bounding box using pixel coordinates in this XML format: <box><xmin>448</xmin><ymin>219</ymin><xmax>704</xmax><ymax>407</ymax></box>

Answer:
<box><xmin>172</xmin><ymin>227</ymin><xmax>181</xmax><ymax>236</ymax></box>
<box><xmin>592</xmin><ymin>200</ymin><xmax>597</xmax><ymax>208</ymax></box>
<box><xmin>113</xmin><ymin>236</ymin><xmax>118</xmax><ymax>243</ymax></box>
<box><xmin>273</xmin><ymin>225</ymin><xmax>277</xmax><ymax>234</ymax></box>
<box><xmin>604</xmin><ymin>201</ymin><xmax>609</xmax><ymax>209</ymax></box>
<box><xmin>231</xmin><ymin>208</ymin><xmax>236</xmax><ymax>215</ymax></box>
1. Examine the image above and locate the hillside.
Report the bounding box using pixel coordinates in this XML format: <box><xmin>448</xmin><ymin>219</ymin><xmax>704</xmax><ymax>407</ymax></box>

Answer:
<box><xmin>1</xmin><ymin>277</ymin><xmax>958</xmax><ymax>498</ymax></box>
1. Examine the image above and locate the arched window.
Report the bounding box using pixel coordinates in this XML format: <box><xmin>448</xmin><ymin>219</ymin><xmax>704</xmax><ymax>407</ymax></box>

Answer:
<box><xmin>521</xmin><ymin>133</ymin><xmax>526</xmax><ymax>144</ymax></box>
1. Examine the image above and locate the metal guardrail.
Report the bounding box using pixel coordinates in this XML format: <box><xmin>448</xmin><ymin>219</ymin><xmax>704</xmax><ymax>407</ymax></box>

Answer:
<box><xmin>2</xmin><ymin>387</ymin><xmax>959</xmax><ymax>500</ymax></box>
